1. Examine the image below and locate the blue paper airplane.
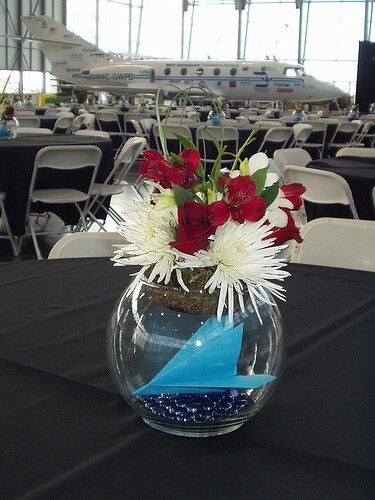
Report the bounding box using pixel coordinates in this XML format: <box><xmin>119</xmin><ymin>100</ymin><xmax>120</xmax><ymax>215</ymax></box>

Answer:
<box><xmin>134</xmin><ymin>316</ymin><xmax>276</xmax><ymax>396</ymax></box>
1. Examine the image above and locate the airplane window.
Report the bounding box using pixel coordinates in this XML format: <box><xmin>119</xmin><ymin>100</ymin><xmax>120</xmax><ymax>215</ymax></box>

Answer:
<box><xmin>214</xmin><ymin>68</ymin><xmax>220</xmax><ymax>76</ymax></box>
<box><xmin>197</xmin><ymin>67</ymin><xmax>204</xmax><ymax>75</ymax></box>
<box><xmin>295</xmin><ymin>69</ymin><xmax>304</xmax><ymax>77</ymax></box>
<box><xmin>284</xmin><ymin>68</ymin><xmax>297</xmax><ymax>77</ymax></box>
<box><xmin>230</xmin><ymin>68</ymin><xmax>237</xmax><ymax>76</ymax></box>
<box><xmin>242</xmin><ymin>66</ymin><xmax>249</xmax><ymax>71</ymax></box>
<box><xmin>164</xmin><ymin>67</ymin><xmax>171</xmax><ymax>75</ymax></box>
<box><xmin>180</xmin><ymin>67</ymin><xmax>187</xmax><ymax>75</ymax></box>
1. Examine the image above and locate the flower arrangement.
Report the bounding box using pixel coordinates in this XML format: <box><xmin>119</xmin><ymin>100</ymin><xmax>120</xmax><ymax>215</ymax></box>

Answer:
<box><xmin>113</xmin><ymin>126</ymin><xmax>305</xmax><ymax>323</ymax></box>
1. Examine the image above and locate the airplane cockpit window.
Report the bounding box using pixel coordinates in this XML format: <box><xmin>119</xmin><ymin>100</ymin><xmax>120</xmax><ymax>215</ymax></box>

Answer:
<box><xmin>295</xmin><ymin>68</ymin><xmax>305</xmax><ymax>77</ymax></box>
<box><xmin>180</xmin><ymin>67</ymin><xmax>187</xmax><ymax>75</ymax></box>
<box><xmin>197</xmin><ymin>67</ymin><xmax>204</xmax><ymax>75</ymax></box>
<box><xmin>284</xmin><ymin>68</ymin><xmax>297</xmax><ymax>77</ymax></box>
<box><xmin>230</xmin><ymin>68</ymin><xmax>237</xmax><ymax>76</ymax></box>
<box><xmin>164</xmin><ymin>67</ymin><xmax>171</xmax><ymax>75</ymax></box>
<box><xmin>214</xmin><ymin>68</ymin><xmax>220</xmax><ymax>75</ymax></box>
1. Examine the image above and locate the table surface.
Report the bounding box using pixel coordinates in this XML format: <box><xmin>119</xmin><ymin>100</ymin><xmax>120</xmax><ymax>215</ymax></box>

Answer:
<box><xmin>0</xmin><ymin>135</ymin><xmax>114</xmax><ymax>235</ymax></box>
<box><xmin>0</xmin><ymin>259</ymin><xmax>374</xmax><ymax>499</ymax></box>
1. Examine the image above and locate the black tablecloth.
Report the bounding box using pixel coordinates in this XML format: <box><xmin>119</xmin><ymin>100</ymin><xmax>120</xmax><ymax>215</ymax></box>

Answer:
<box><xmin>0</xmin><ymin>259</ymin><xmax>374</xmax><ymax>499</ymax></box>
<box><xmin>0</xmin><ymin>135</ymin><xmax>114</xmax><ymax>235</ymax></box>
<box><xmin>307</xmin><ymin>157</ymin><xmax>375</xmax><ymax>221</ymax></box>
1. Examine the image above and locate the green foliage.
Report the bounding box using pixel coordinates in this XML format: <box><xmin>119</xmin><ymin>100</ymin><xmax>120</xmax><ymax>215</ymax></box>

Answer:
<box><xmin>172</xmin><ymin>184</ymin><xmax>200</xmax><ymax>206</ymax></box>
<box><xmin>251</xmin><ymin>167</ymin><xmax>268</xmax><ymax>195</ymax></box>
<box><xmin>260</xmin><ymin>181</ymin><xmax>279</xmax><ymax>207</ymax></box>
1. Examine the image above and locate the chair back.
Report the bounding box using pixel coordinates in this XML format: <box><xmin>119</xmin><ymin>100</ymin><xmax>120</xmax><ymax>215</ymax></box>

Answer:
<box><xmin>48</xmin><ymin>232</ymin><xmax>127</xmax><ymax>259</ymax></box>
<box><xmin>196</xmin><ymin>125</ymin><xmax>239</xmax><ymax>166</ymax></box>
<box><xmin>258</xmin><ymin>127</ymin><xmax>293</xmax><ymax>153</ymax></box>
<box><xmin>236</xmin><ymin>116</ymin><xmax>250</xmax><ymax>126</ymax></box>
<box><xmin>112</xmin><ymin>136</ymin><xmax>147</xmax><ymax>184</ymax></box>
<box><xmin>329</xmin><ymin>121</ymin><xmax>361</xmax><ymax>146</ymax></box>
<box><xmin>14</xmin><ymin>110</ymin><xmax>35</xmax><ymax>116</ymax></box>
<box><xmin>53</xmin><ymin>115</ymin><xmax>74</xmax><ymax>134</ymax></box>
<box><xmin>15</xmin><ymin>127</ymin><xmax>52</xmax><ymax>136</ymax></box>
<box><xmin>284</xmin><ymin>165</ymin><xmax>359</xmax><ymax>218</ymax></box>
<box><xmin>44</xmin><ymin>108</ymin><xmax>63</xmax><ymax>116</ymax></box>
<box><xmin>292</xmin><ymin>123</ymin><xmax>313</xmax><ymax>147</ymax></box>
<box><xmin>82</xmin><ymin>113</ymin><xmax>96</xmax><ymax>129</ymax></box>
<box><xmin>140</xmin><ymin>118</ymin><xmax>157</xmax><ymax>133</ymax></box>
<box><xmin>273</xmin><ymin>148</ymin><xmax>312</xmax><ymax>172</ymax></box>
<box><xmin>124</xmin><ymin>112</ymin><xmax>151</xmax><ymax>122</ymax></box>
<box><xmin>74</xmin><ymin>130</ymin><xmax>110</xmax><ymax>139</ymax></box>
<box><xmin>96</xmin><ymin>110</ymin><xmax>122</xmax><ymax>133</ymax></box>
<box><xmin>336</xmin><ymin>147</ymin><xmax>375</xmax><ymax>158</ymax></box>
<box><xmin>15</xmin><ymin>116</ymin><xmax>40</xmax><ymax>128</ymax></box>
<box><xmin>153</xmin><ymin>123</ymin><xmax>193</xmax><ymax>154</ymax></box>
<box><xmin>292</xmin><ymin>217</ymin><xmax>375</xmax><ymax>272</ymax></box>
<box><xmin>255</xmin><ymin>120</ymin><xmax>284</xmax><ymax>128</ymax></box>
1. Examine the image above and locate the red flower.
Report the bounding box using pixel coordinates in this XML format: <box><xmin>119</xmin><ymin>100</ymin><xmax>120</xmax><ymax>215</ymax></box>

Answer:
<box><xmin>140</xmin><ymin>148</ymin><xmax>201</xmax><ymax>189</ymax></box>
<box><xmin>226</xmin><ymin>175</ymin><xmax>266</xmax><ymax>223</ymax></box>
<box><xmin>281</xmin><ymin>183</ymin><xmax>306</xmax><ymax>211</ymax></box>
<box><xmin>266</xmin><ymin>209</ymin><xmax>303</xmax><ymax>245</ymax></box>
<box><xmin>140</xmin><ymin>150</ymin><xmax>170</xmax><ymax>187</ymax></box>
<box><xmin>171</xmin><ymin>200</ymin><xmax>229</xmax><ymax>254</ymax></box>
<box><xmin>217</xmin><ymin>171</ymin><xmax>230</xmax><ymax>190</ymax></box>
<box><xmin>170</xmin><ymin>148</ymin><xmax>201</xmax><ymax>189</ymax></box>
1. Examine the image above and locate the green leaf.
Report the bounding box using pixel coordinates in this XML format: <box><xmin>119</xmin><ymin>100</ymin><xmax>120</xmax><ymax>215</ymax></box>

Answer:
<box><xmin>251</xmin><ymin>167</ymin><xmax>268</xmax><ymax>195</ymax></box>
<box><xmin>170</xmin><ymin>152</ymin><xmax>184</xmax><ymax>164</ymax></box>
<box><xmin>174</xmin><ymin>133</ymin><xmax>197</xmax><ymax>151</ymax></box>
<box><xmin>197</xmin><ymin>161</ymin><xmax>205</xmax><ymax>179</ymax></box>
<box><xmin>209</xmin><ymin>146</ymin><xmax>227</xmax><ymax>187</ymax></box>
<box><xmin>260</xmin><ymin>181</ymin><xmax>280</xmax><ymax>208</ymax></box>
<box><xmin>204</xmin><ymin>127</ymin><xmax>220</xmax><ymax>152</ymax></box>
<box><xmin>239</xmin><ymin>158</ymin><xmax>250</xmax><ymax>176</ymax></box>
<box><xmin>172</xmin><ymin>184</ymin><xmax>198</xmax><ymax>206</ymax></box>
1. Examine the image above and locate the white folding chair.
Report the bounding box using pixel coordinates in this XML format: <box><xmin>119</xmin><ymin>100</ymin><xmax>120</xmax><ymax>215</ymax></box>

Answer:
<box><xmin>14</xmin><ymin>110</ymin><xmax>35</xmax><ymax>116</ymax></box>
<box><xmin>196</xmin><ymin>125</ymin><xmax>239</xmax><ymax>168</ymax></box>
<box><xmin>53</xmin><ymin>114</ymin><xmax>74</xmax><ymax>134</ymax></box>
<box><xmin>336</xmin><ymin>147</ymin><xmax>375</xmax><ymax>158</ymax></box>
<box><xmin>74</xmin><ymin>130</ymin><xmax>110</xmax><ymax>139</ymax></box>
<box><xmin>236</xmin><ymin>116</ymin><xmax>251</xmax><ymax>126</ymax></box>
<box><xmin>96</xmin><ymin>110</ymin><xmax>124</xmax><ymax>153</ymax></box>
<box><xmin>15</xmin><ymin>116</ymin><xmax>40</xmax><ymax>128</ymax></box>
<box><xmin>15</xmin><ymin>127</ymin><xmax>53</xmax><ymax>136</ymax></box>
<box><xmin>257</xmin><ymin>127</ymin><xmax>293</xmax><ymax>153</ymax></box>
<box><xmin>153</xmin><ymin>123</ymin><xmax>193</xmax><ymax>154</ymax></box>
<box><xmin>302</xmin><ymin>121</ymin><xmax>327</xmax><ymax>159</ymax></box>
<box><xmin>140</xmin><ymin>118</ymin><xmax>157</xmax><ymax>142</ymax></box>
<box><xmin>86</xmin><ymin>137</ymin><xmax>147</xmax><ymax>228</ymax></box>
<box><xmin>22</xmin><ymin>145</ymin><xmax>102</xmax><ymax>259</ymax></box>
<box><xmin>124</xmin><ymin>113</ymin><xmax>151</xmax><ymax>140</ymax></box>
<box><xmin>355</xmin><ymin>121</ymin><xmax>375</xmax><ymax>147</ymax></box>
<box><xmin>67</xmin><ymin>114</ymin><xmax>87</xmax><ymax>134</ymax></box>
<box><xmin>328</xmin><ymin>122</ymin><xmax>362</xmax><ymax>156</ymax></box>
<box><xmin>82</xmin><ymin>113</ymin><xmax>96</xmax><ymax>130</ymax></box>
<box><xmin>284</xmin><ymin>165</ymin><xmax>359</xmax><ymax>219</ymax></box>
<box><xmin>273</xmin><ymin>148</ymin><xmax>312</xmax><ymax>172</ymax></box>
<box><xmin>291</xmin><ymin>123</ymin><xmax>313</xmax><ymax>148</ymax></box>
<box><xmin>255</xmin><ymin>120</ymin><xmax>284</xmax><ymax>128</ymax></box>
<box><xmin>44</xmin><ymin>108</ymin><xmax>63</xmax><ymax>116</ymax></box>
<box><xmin>48</xmin><ymin>231</ymin><xmax>127</xmax><ymax>259</ymax></box>
<box><xmin>291</xmin><ymin>217</ymin><xmax>375</xmax><ymax>272</ymax></box>
<box><xmin>0</xmin><ymin>192</ymin><xmax>18</xmax><ymax>256</ymax></box>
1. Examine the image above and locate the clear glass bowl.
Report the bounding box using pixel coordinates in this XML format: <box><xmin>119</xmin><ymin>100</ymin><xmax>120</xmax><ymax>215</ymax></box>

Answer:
<box><xmin>107</xmin><ymin>280</ymin><xmax>285</xmax><ymax>437</ymax></box>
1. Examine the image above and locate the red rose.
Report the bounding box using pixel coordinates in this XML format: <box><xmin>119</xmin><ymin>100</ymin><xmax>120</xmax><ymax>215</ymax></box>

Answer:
<box><xmin>281</xmin><ymin>183</ymin><xmax>306</xmax><ymax>211</ymax></box>
<box><xmin>171</xmin><ymin>200</ymin><xmax>229</xmax><ymax>254</ymax></box>
<box><xmin>227</xmin><ymin>175</ymin><xmax>266</xmax><ymax>223</ymax></box>
<box><xmin>266</xmin><ymin>209</ymin><xmax>303</xmax><ymax>245</ymax></box>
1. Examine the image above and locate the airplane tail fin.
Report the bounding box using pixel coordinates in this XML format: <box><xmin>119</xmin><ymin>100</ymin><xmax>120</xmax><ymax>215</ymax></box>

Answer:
<box><xmin>21</xmin><ymin>15</ymin><xmax>108</xmax><ymax>83</ymax></box>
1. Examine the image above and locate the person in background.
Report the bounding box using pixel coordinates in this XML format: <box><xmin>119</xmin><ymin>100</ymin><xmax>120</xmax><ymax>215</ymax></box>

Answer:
<box><xmin>207</xmin><ymin>102</ymin><xmax>225</xmax><ymax>125</ymax></box>
<box><xmin>23</xmin><ymin>95</ymin><xmax>34</xmax><ymax>108</ymax></box>
<box><xmin>369</xmin><ymin>103</ymin><xmax>375</xmax><ymax>114</ymax></box>
<box><xmin>292</xmin><ymin>106</ymin><xmax>307</xmax><ymax>122</ymax></box>
<box><xmin>118</xmin><ymin>95</ymin><xmax>129</xmax><ymax>111</ymax></box>
<box><xmin>1</xmin><ymin>105</ymin><xmax>18</xmax><ymax>137</ymax></box>
<box><xmin>348</xmin><ymin>104</ymin><xmax>360</xmax><ymax>120</ymax></box>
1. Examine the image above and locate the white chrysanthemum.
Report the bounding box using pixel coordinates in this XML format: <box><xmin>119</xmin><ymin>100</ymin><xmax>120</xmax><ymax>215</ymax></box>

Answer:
<box><xmin>177</xmin><ymin>218</ymin><xmax>289</xmax><ymax>323</ymax></box>
<box><xmin>112</xmin><ymin>199</ymin><xmax>177</xmax><ymax>294</ymax></box>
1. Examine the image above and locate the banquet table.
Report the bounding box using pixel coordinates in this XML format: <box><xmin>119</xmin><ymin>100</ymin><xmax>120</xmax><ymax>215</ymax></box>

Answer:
<box><xmin>0</xmin><ymin>135</ymin><xmax>114</xmax><ymax>235</ymax></box>
<box><xmin>0</xmin><ymin>259</ymin><xmax>374</xmax><ymax>499</ymax></box>
<box><xmin>307</xmin><ymin>157</ymin><xmax>375</xmax><ymax>221</ymax></box>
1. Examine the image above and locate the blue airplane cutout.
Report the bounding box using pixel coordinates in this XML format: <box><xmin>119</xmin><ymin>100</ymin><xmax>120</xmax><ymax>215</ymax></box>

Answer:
<box><xmin>134</xmin><ymin>316</ymin><xmax>276</xmax><ymax>396</ymax></box>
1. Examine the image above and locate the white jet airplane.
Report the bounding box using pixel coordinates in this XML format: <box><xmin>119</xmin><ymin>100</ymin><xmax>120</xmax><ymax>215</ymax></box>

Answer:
<box><xmin>22</xmin><ymin>15</ymin><xmax>348</xmax><ymax>104</ymax></box>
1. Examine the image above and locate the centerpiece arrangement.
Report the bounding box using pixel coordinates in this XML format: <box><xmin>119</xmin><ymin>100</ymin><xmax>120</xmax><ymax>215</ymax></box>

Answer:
<box><xmin>107</xmin><ymin>106</ymin><xmax>305</xmax><ymax>437</ymax></box>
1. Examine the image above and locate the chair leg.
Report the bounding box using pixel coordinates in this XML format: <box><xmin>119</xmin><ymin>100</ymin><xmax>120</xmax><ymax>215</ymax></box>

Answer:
<box><xmin>28</xmin><ymin>218</ymin><xmax>43</xmax><ymax>260</ymax></box>
<box><xmin>0</xmin><ymin>199</ymin><xmax>19</xmax><ymax>257</ymax></box>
